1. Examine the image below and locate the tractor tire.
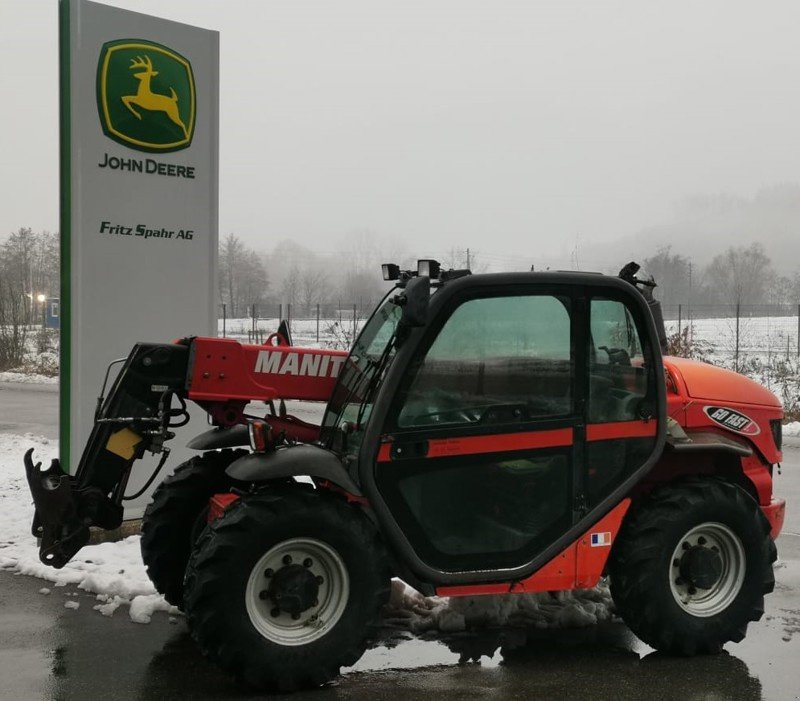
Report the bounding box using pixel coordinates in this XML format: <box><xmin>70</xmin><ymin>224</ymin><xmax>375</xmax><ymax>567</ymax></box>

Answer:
<box><xmin>140</xmin><ymin>449</ymin><xmax>246</xmax><ymax>608</ymax></box>
<box><xmin>183</xmin><ymin>487</ymin><xmax>391</xmax><ymax>692</ymax></box>
<box><xmin>609</xmin><ymin>478</ymin><xmax>776</xmax><ymax>655</ymax></box>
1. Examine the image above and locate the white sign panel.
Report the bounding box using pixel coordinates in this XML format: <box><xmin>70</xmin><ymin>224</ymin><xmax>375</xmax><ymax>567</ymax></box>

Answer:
<box><xmin>61</xmin><ymin>0</ymin><xmax>219</xmax><ymax>516</ymax></box>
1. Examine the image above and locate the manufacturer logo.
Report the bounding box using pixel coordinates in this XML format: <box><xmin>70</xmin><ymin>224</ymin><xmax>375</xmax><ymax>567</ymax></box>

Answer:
<box><xmin>703</xmin><ymin>406</ymin><xmax>760</xmax><ymax>436</ymax></box>
<box><xmin>97</xmin><ymin>39</ymin><xmax>195</xmax><ymax>153</ymax></box>
<box><xmin>254</xmin><ymin>350</ymin><xmax>346</xmax><ymax>379</ymax></box>
<box><xmin>590</xmin><ymin>532</ymin><xmax>611</xmax><ymax>547</ymax></box>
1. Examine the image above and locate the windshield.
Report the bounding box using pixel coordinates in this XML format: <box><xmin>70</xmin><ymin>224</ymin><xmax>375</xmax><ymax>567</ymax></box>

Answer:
<box><xmin>321</xmin><ymin>293</ymin><xmax>402</xmax><ymax>453</ymax></box>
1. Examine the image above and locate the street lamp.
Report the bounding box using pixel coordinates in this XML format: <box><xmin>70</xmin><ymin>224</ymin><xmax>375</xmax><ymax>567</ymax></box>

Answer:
<box><xmin>36</xmin><ymin>293</ymin><xmax>46</xmax><ymax>328</ymax></box>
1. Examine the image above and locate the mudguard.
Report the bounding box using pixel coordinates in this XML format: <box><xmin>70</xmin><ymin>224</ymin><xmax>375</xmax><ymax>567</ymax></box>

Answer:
<box><xmin>225</xmin><ymin>444</ymin><xmax>362</xmax><ymax>496</ymax></box>
<box><xmin>187</xmin><ymin>425</ymin><xmax>249</xmax><ymax>450</ymax></box>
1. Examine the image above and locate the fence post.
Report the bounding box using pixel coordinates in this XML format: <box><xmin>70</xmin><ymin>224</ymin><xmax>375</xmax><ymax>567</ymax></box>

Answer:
<box><xmin>677</xmin><ymin>304</ymin><xmax>682</xmax><ymax>337</ymax></box>
<box><xmin>316</xmin><ymin>303</ymin><xmax>320</xmax><ymax>343</ymax></box>
<box><xmin>353</xmin><ymin>303</ymin><xmax>357</xmax><ymax>338</ymax></box>
<box><xmin>797</xmin><ymin>304</ymin><xmax>799</xmax><ymax>357</ymax></box>
<box><xmin>222</xmin><ymin>303</ymin><xmax>226</xmax><ymax>338</ymax></box>
<box><xmin>735</xmin><ymin>303</ymin><xmax>740</xmax><ymax>372</ymax></box>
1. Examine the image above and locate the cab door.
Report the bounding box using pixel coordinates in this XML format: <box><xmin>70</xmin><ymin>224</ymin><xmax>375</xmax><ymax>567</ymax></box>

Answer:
<box><xmin>373</xmin><ymin>290</ymin><xmax>581</xmax><ymax>573</ymax></box>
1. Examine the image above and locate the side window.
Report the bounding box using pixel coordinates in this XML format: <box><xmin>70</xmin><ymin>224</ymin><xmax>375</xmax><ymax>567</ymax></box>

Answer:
<box><xmin>588</xmin><ymin>298</ymin><xmax>648</xmax><ymax>423</ymax></box>
<box><xmin>396</xmin><ymin>294</ymin><xmax>572</xmax><ymax>428</ymax></box>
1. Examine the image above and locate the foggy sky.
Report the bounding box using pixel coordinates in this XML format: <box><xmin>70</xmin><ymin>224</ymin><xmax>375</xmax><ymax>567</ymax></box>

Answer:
<box><xmin>4</xmin><ymin>0</ymin><xmax>800</xmax><ymax>271</ymax></box>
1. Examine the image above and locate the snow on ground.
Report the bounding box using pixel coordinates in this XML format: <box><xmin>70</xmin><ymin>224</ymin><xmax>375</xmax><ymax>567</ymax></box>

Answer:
<box><xmin>0</xmin><ymin>371</ymin><xmax>58</xmax><ymax>385</ymax></box>
<box><xmin>783</xmin><ymin>422</ymin><xmax>800</xmax><ymax>438</ymax></box>
<box><xmin>0</xmin><ymin>433</ymin><xmax>176</xmax><ymax>624</ymax></box>
<box><xmin>1</xmin><ymin>433</ymin><xmax>614</xmax><ymax>633</ymax></box>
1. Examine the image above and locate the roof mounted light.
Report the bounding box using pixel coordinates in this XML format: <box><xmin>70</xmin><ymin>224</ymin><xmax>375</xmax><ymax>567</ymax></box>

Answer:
<box><xmin>382</xmin><ymin>263</ymin><xmax>401</xmax><ymax>281</ymax></box>
<box><xmin>417</xmin><ymin>259</ymin><xmax>441</xmax><ymax>279</ymax></box>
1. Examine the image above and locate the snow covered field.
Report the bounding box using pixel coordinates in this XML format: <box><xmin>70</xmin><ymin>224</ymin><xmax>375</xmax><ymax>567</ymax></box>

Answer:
<box><xmin>0</xmin><ymin>433</ymin><xmax>615</xmax><ymax>635</ymax></box>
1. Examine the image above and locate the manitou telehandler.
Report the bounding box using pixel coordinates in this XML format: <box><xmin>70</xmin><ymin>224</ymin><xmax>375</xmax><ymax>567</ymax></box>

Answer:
<box><xmin>25</xmin><ymin>262</ymin><xmax>785</xmax><ymax>691</ymax></box>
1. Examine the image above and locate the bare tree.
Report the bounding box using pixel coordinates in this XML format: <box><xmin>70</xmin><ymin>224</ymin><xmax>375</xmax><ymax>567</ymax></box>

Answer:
<box><xmin>300</xmin><ymin>266</ymin><xmax>329</xmax><ymax>316</ymax></box>
<box><xmin>704</xmin><ymin>243</ymin><xmax>773</xmax><ymax>306</ymax></box>
<box><xmin>643</xmin><ymin>246</ymin><xmax>694</xmax><ymax>309</ymax></box>
<box><xmin>218</xmin><ymin>233</ymin><xmax>269</xmax><ymax>316</ymax></box>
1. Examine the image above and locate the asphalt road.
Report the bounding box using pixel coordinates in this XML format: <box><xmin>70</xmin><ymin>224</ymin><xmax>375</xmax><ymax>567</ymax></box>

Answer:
<box><xmin>0</xmin><ymin>381</ymin><xmax>58</xmax><ymax>439</ymax></box>
<box><xmin>1</xmin><ymin>385</ymin><xmax>799</xmax><ymax>700</ymax></box>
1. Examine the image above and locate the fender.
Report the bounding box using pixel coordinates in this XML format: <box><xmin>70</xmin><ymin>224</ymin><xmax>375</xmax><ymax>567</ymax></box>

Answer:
<box><xmin>225</xmin><ymin>444</ymin><xmax>362</xmax><ymax>496</ymax></box>
<box><xmin>187</xmin><ymin>425</ymin><xmax>249</xmax><ymax>451</ymax></box>
<box><xmin>666</xmin><ymin>430</ymin><xmax>753</xmax><ymax>458</ymax></box>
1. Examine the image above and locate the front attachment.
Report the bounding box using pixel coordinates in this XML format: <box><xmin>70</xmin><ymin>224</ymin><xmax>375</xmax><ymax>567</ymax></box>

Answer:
<box><xmin>26</xmin><ymin>341</ymin><xmax>190</xmax><ymax>567</ymax></box>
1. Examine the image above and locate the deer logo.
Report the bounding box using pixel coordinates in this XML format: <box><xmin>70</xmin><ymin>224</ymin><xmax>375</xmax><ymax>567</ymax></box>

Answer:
<box><xmin>122</xmin><ymin>55</ymin><xmax>189</xmax><ymax>139</ymax></box>
<box><xmin>97</xmin><ymin>40</ymin><xmax>196</xmax><ymax>153</ymax></box>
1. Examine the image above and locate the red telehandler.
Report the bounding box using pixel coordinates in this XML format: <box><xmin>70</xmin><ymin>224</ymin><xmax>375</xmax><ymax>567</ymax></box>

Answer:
<box><xmin>25</xmin><ymin>262</ymin><xmax>785</xmax><ymax>691</ymax></box>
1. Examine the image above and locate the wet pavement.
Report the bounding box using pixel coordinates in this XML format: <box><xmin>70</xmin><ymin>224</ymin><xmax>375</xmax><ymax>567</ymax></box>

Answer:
<box><xmin>1</xmin><ymin>544</ymin><xmax>798</xmax><ymax>701</ymax></box>
<box><xmin>1</xmin><ymin>387</ymin><xmax>799</xmax><ymax>699</ymax></box>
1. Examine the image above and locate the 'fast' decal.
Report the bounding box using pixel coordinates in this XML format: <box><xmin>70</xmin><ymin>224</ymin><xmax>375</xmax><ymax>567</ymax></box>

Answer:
<box><xmin>703</xmin><ymin>406</ymin><xmax>760</xmax><ymax>436</ymax></box>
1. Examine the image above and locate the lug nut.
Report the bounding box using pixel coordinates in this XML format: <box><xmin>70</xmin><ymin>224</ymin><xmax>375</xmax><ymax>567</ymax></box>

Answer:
<box><xmin>672</xmin><ymin>559</ymin><xmax>680</xmax><ymax>567</ymax></box>
<box><xmin>312</xmin><ymin>599</ymin><xmax>319</xmax><ymax>607</ymax></box>
<box><xmin>258</xmin><ymin>590</ymin><xmax>269</xmax><ymax>600</ymax></box>
<box><xmin>682</xmin><ymin>542</ymin><xmax>690</xmax><ymax>550</ymax></box>
<box><xmin>270</xmin><ymin>608</ymin><xmax>280</xmax><ymax>618</ymax></box>
<box><xmin>316</xmin><ymin>576</ymin><xmax>324</xmax><ymax>585</ymax></box>
<box><xmin>675</xmin><ymin>577</ymin><xmax>684</xmax><ymax>586</ymax></box>
<box><xmin>283</xmin><ymin>555</ymin><xmax>293</xmax><ymax>565</ymax></box>
<box><xmin>292</xmin><ymin>613</ymin><xmax>301</xmax><ymax>620</ymax></box>
<box><xmin>303</xmin><ymin>558</ymin><xmax>313</xmax><ymax>568</ymax></box>
<box><xmin>264</xmin><ymin>568</ymin><xmax>274</xmax><ymax>578</ymax></box>
<box><xmin>688</xmin><ymin>586</ymin><xmax>697</xmax><ymax>596</ymax></box>
<box><xmin>697</xmin><ymin>536</ymin><xmax>707</xmax><ymax>545</ymax></box>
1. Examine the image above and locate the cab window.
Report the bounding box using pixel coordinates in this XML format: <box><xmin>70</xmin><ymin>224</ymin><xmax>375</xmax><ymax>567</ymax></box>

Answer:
<box><xmin>396</xmin><ymin>294</ymin><xmax>572</xmax><ymax>429</ymax></box>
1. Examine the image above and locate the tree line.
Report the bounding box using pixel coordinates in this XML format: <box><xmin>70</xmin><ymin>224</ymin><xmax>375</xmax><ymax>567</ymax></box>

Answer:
<box><xmin>0</xmin><ymin>226</ymin><xmax>796</xmax><ymax>333</ymax></box>
<box><xmin>643</xmin><ymin>242</ymin><xmax>797</xmax><ymax>311</ymax></box>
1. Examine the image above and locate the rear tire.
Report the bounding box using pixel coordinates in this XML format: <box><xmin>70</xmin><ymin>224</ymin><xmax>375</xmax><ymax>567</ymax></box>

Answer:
<box><xmin>140</xmin><ymin>449</ymin><xmax>245</xmax><ymax>608</ymax></box>
<box><xmin>609</xmin><ymin>478</ymin><xmax>776</xmax><ymax>655</ymax></box>
<box><xmin>183</xmin><ymin>487</ymin><xmax>391</xmax><ymax>692</ymax></box>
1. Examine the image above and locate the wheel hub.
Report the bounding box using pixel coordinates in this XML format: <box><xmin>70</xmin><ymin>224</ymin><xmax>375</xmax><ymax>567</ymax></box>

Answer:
<box><xmin>267</xmin><ymin>564</ymin><xmax>320</xmax><ymax>615</ymax></box>
<box><xmin>678</xmin><ymin>545</ymin><xmax>723</xmax><ymax>590</ymax></box>
<box><xmin>668</xmin><ymin>522</ymin><xmax>746</xmax><ymax>618</ymax></box>
<box><xmin>245</xmin><ymin>537</ymin><xmax>350</xmax><ymax>646</ymax></box>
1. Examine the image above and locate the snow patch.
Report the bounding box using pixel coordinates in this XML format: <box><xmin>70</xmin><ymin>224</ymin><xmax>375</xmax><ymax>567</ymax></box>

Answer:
<box><xmin>0</xmin><ymin>371</ymin><xmax>58</xmax><ymax>385</ymax></box>
<box><xmin>64</xmin><ymin>600</ymin><xmax>80</xmax><ymax>610</ymax></box>
<box><xmin>0</xmin><ymin>434</ymin><xmax>172</xmax><ymax>624</ymax></box>
<box><xmin>382</xmin><ymin>579</ymin><xmax>615</xmax><ymax>634</ymax></box>
<box><xmin>783</xmin><ymin>422</ymin><xmax>800</xmax><ymax>438</ymax></box>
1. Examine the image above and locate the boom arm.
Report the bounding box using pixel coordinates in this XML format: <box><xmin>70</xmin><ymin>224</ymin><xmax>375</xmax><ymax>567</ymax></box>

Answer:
<box><xmin>24</xmin><ymin>335</ymin><xmax>348</xmax><ymax>567</ymax></box>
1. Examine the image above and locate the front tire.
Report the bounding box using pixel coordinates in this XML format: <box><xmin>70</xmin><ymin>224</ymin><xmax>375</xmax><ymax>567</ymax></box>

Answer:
<box><xmin>183</xmin><ymin>487</ymin><xmax>391</xmax><ymax>692</ymax></box>
<box><xmin>140</xmin><ymin>449</ymin><xmax>245</xmax><ymax>607</ymax></box>
<box><xmin>609</xmin><ymin>478</ymin><xmax>776</xmax><ymax>655</ymax></box>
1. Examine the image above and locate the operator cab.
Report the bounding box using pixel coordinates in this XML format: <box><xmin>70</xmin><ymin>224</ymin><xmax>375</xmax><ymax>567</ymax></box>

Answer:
<box><xmin>321</xmin><ymin>260</ymin><xmax>666</xmax><ymax>584</ymax></box>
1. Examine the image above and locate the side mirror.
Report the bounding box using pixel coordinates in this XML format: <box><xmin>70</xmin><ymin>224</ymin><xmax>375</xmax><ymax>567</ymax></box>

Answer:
<box><xmin>397</xmin><ymin>275</ymin><xmax>429</xmax><ymax>328</ymax></box>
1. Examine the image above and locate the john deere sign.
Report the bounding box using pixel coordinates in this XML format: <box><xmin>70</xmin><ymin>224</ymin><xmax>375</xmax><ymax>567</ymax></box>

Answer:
<box><xmin>97</xmin><ymin>39</ymin><xmax>196</xmax><ymax>152</ymax></box>
<box><xmin>61</xmin><ymin>0</ymin><xmax>218</xmax><ymax>518</ymax></box>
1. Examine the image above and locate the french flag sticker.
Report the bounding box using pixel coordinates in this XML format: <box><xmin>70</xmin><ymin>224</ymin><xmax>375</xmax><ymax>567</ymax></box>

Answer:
<box><xmin>590</xmin><ymin>532</ymin><xmax>611</xmax><ymax>547</ymax></box>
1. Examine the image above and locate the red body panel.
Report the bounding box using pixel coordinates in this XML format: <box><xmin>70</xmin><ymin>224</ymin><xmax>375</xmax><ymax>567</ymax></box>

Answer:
<box><xmin>664</xmin><ymin>356</ymin><xmax>783</xmax><ymax>465</ymax></box>
<box><xmin>187</xmin><ymin>337</ymin><xmax>347</xmax><ymax>404</ymax></box>
<box><xmin>437</xmin><ymin>499</ymin><xmax>631</xmax><ymax>597</ymax></box>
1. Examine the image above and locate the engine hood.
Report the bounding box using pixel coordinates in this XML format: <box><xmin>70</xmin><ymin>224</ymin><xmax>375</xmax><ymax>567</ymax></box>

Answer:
<box><xmin>664</xmin><ymin>356</ymin><xmax>781</xmax><ymax>408</ymax></box>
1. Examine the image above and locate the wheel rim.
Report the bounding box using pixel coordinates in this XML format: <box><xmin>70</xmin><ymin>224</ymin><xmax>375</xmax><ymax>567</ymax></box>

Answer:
<box><xmin>245</xmin><ymin>537</ymin><xmax>350</xmax><ymax>646</ymax></box>
<box><xmin>668</xmin><ymin>522</ymin><xmax>745</xmax><ymax>617</ymax></box>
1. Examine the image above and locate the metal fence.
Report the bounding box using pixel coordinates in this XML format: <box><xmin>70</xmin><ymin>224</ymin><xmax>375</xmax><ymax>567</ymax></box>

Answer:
<box><xmin>218</xmin><ymin>302</ymin><xmax>368</xmax><ymax>346</ymax></box>
<box><xmin>661</xmin><ymin>304</ymin><xmax>800</xmax><ymax>368</ymax></box>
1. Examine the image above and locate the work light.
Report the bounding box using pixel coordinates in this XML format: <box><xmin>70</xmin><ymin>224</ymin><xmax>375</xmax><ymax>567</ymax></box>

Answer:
<box><xmin>382</xmin><ymin>263</ymin><xmax>400</xmax><ymax>281</ymax></box>
<box><xmin>417</xmin><ymin>259</ymin><xmax>440</xmax><ymax>279</ymax></box>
